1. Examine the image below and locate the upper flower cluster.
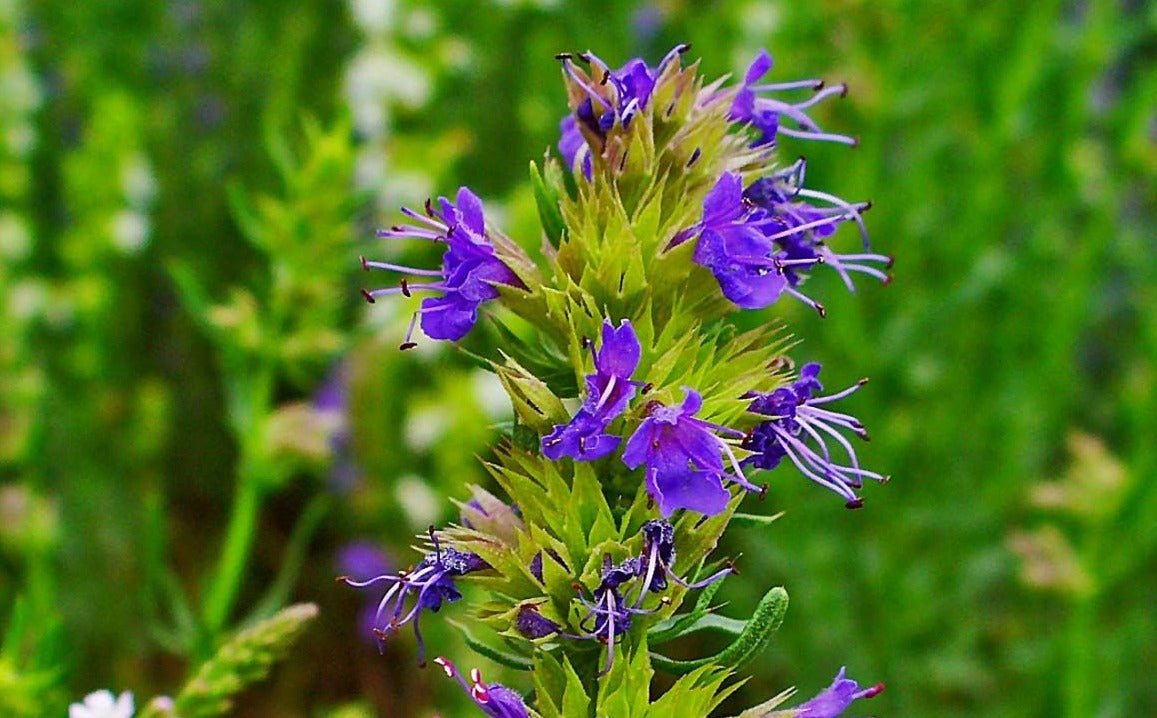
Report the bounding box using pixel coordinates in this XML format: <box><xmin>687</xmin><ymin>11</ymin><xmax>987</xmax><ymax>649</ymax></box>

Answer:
<box><xmin>556</xmin><ymin>44</ymin><xmax>690</xmax><ymax>177</ymax></box>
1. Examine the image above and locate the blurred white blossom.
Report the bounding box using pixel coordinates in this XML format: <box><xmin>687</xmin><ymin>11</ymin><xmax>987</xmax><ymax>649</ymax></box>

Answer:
<box><xmin>69</xmin><ymin>690</ymin><xmax>134</xmax><ymax>718</ymax></box>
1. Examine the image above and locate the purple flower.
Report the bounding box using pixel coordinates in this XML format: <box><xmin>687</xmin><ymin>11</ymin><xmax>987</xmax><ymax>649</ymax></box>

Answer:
<box><xmin>729</xmin><ymin>49</ymin><xmax>857</xmax><ymax>148</ymax></box>
<box><xmin>339</xmin><ymin>537</ymin><xmax>488</xmax><ymax>664</ymax></box>
<box><xmin>433</xmin><ymin>657</ymin><xmax>529</xmax><ymax>718</ymax></box>
<box><xmin>685</xmin><ymin>169</ymin><xmax>890</xmax><ymax>314</ymax></box>
<box><xmin>622</xmin><ymin>388</ymin><xmax>763</xmax><ymax>517</ymax></box>
<box><xmin>745</xmin><ymin>161</ymin><xmax>892</xmax><ymax>303</ymax></box>
<box><xmin>742</xmin><ymin>363</ymin><xmax>888</xmax><ymax>508</ymax></box>
<box><xmin>557</xmin><ymin>45</ymin><xmax>689</xmax><ymax>176</ymax></box>
<box><xmin>336</xmin><ymin>542</ymin><xmax>394</xmax><ymax>643</ymax></box>
<box><xmin>572</xmin><ymin>555</ymin><xmax>646</xmax><ymax>673</ymax></box>
<box><xmin>542</xmin><ymin>318</ymin><xmax>642</xmax><ymax>462</ymax></box>
<box><xmin>793</xmin><ymin>667</ymin><xmax>884</xmax><ymax>717</ymax></box>
<box><xmin>362</xmin><ymin>187</ymin><xmax>524</xmax><ymax>346</ymax></box>
<box><xmin>687</xmin><ymin>172</ymin><xmax>791</xmax><ymax>310</ymax></box>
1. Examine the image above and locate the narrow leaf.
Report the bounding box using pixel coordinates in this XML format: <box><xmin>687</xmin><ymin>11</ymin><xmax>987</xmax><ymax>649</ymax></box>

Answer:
<box><xmin>530</xmin><ymin>160</ymin><xmax>566</xmax><ymax>247</ymax></box>
<box><xmin>650</xmin><ymin>587</ymin><xmax>788</xmax><ymax>675</ymax></box>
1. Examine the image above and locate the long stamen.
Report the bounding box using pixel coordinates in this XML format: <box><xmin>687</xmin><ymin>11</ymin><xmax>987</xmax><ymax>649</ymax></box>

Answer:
<box><xmin>714</xmin><ymin>436</ymin><xmax>762</xmax><ymax>493</ymax></box>
<box><xmin>785</xmin><ymin>286</ymin><xmax>827</xmax><ymax>317</ymax></box>
<box><xmin>595</xmin><ymin>375</ymin><xmax>618</xmax><ymax>412</ymax></box>
<box><xmin>763</xmin><ymin>212</ymin><xmax>858</xmax><ymax>242</ymax></box>
<box><xmin>774</xmin><ymin>429</ymin><xmax>860</xmax><ymax>501</ymax></box>
<box><xmin>667</xmin><ymin>564</ymin><xmax>733</xmax><ymax>590</ymax></box>
<box><xmin>777</xmin><ymin>125</ymin><xmax>859</xmax><ymax>146</ymax></box>
<box><xmin>633</xmin><ymin>543</ymin><xmax>661</xmax><ymax>609</ymax></box>
<box><xmin>602</xmin><ymin>590</ymin><xmax>617</xmax><ymax>675</ymax></box>
<box><xmin>809</xmin><ymin>379</ymin><xmax>868</xmax><ymax>405</ymax></box>
<box><xmin>793</xmin><ymin>83</ymin><xmax>848</xmax><ymax>110</ymax></box>
<box><xmin>750</xmin><ymin>78</ymin><xmax>824</xmax><ymax>92</ymax></box>
<box><xmin>360</xmin><ymin>259</ymin><xmax>444</xmax><ymax>277</ymax></box>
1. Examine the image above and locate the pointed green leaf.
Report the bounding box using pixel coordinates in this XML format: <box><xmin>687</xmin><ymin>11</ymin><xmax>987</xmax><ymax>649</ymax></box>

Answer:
<box><xmin>647</xmin><ymin>578</ymin><xmax>726</xmax><ymax>645</ymax></box>
<box><xmin>531</xmin><ymin>160</ymin><xmax>566</xmax><ymax>247</ymax></box>
<box><xmin>448</xmin><ymin>619</ymin><xmax>533</xmax><ymax>671</ymax></box>
<box><xmin>730</xmin><ymin>512</ymin><xmax>785</xmax><ymax>528</ymax></box>
<box><xmin>560</xmin><ymin>655</ymin><xmax>592</xmax><ymax>718</ymax></box>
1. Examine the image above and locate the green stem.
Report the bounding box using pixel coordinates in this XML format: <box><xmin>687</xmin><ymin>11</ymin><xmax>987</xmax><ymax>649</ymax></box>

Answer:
<box><xmin>1064</xmin><ymin>529</ymin><xmax>1103</xmax><ymax>718</ymax></box>
<box><xmin>202</xmin><ymin>468</ymin><xmax>263</xmax><ymax>645</ymax></box>
<box><xmin>1063</xmin><ymin>593</ymin><xmax>1095</xmax><ymax>718</ymax></box>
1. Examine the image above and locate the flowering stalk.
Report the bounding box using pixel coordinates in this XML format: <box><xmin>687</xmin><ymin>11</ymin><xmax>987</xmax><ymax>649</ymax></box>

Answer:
<box><xmin>354</xmin><ymin>44</ymin><xmax>890</xmax><ymax>716</ymax></box>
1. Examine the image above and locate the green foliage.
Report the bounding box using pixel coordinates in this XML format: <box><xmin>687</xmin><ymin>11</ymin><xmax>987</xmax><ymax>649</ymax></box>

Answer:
<box><xmin>0</xmin><ymin>0</ymin><xmax>1150</xmax><ymax>715</ymax></box>
<box><xmin>0</xmin><ymin>599</ymin><xmax>65</xmax><ymax>716</ymax></box>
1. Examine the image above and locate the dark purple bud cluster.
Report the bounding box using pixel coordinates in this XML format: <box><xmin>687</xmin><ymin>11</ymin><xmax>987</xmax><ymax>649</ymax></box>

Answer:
<box><xmin>565</xmin><ymin>521</ymin><xmax>731</xmax><ymax>673</ymax></box>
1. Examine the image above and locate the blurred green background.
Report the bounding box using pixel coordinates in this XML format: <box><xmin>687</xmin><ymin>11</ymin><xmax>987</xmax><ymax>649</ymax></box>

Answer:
<box><xmin>0</xmin><ymin>0</ymin><xmax>1153</xmax><ymax>715</ymax></box>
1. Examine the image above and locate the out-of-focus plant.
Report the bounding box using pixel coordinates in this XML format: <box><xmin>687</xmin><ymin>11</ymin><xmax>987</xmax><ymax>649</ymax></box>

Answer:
<box><xmin>0</xmin><ymin>0</ymin><xmax>43</xmax><ymax>469</ymax></box>
<box><xmin>64</xmin><ymin>602</ymin><xmax>319</xmax><ymax>718</ymax></box>
<box><xmin>168</xmin><ymin>118</ymin><xmax>358</xmax><ymax>657</ymax></box>
<box><xmin>1009</xmin><ymin>432</ymin><xmax>1144</xmax><ymax>718</ymax></box>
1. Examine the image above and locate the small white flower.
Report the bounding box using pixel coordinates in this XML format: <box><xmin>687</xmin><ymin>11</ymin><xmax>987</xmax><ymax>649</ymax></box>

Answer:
<box><xmin>69</xmin><ymin>690</ymin><xmax>134</xmax><ymax>718</ymax></box>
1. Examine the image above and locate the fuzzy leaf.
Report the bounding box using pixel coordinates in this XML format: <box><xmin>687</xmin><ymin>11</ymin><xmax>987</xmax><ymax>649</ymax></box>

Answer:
<box><xmin>650</xmin><ymin>587</ymin><xmax>788</xmax><ymax>675</ymax></box>
<box><xmin>172</xmin><ymin>603</ymin><xmax>318</xmax><ymax>718</ymax></box>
